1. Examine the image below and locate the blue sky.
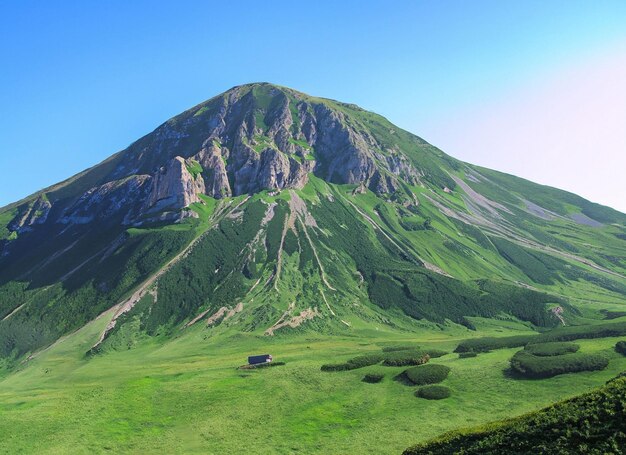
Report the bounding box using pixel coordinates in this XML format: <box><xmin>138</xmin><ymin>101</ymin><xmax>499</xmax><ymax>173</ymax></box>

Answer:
<box><xmin>1</xmin><ymin>1</ymin><xmax>625</xmax><ymax>210</ymax></box>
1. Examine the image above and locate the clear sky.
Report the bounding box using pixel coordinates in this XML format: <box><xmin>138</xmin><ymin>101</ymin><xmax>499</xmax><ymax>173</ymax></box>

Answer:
<box><xmin>1</xmin><ymin>1</ymin><xmax>625</xmax><ymax>211</ymax></box>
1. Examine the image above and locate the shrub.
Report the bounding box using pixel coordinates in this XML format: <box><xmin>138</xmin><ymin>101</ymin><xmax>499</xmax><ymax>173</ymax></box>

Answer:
<box><xmin>458</xmin><ymin>352</ymin><xmax>477</xmax><ymax>359</ymax></box>
<box><xmin>538</xmin><ymin>321</ymin><xmax>626</xmax><ymax>344</ymax></box>
<box><xmin>383</xmin><ymin>351</ymin><xmax>430</xmax><ymax>367</ymax></box>
<box><xmin>321</xmin><ymin>354</ymin><xmax>383</xmax><ymax>372</ymax></box>
<box><xmin>524</xmin><ymin>342</ymin><xmax>579</xmax><ymax>357</ymax></box>
<box><xmin>415</xmin><ymin>385</ymin><xmax>451</xmax><ymax>400</ymax></box>
<box><xmin>510</xmin><ymin>351</ymin><xmax>609</xmax><ymax>379</ymax></box>
<box><xmin>455</xmin><ymin>335</ymin><xmax>537</xmax><ymax>353</ymax></box>
<box><xmin>615</xmin><ymin>341</ymin><xmax>626</xmax><ymax>356</ymax></box>
<box><xmin>405</xmin><ymin>364</ymin><xmax>451</xmax><ymax>385</ymax></box>
<box><xmin>363</xmin><ymin>373</ymin><xmax>384</xmax><ymax>383</ymax></box>
<box><xmin>382</xmin><ymin>349</ymin><xmax>447</xmax><ymax>366</ymax></box>
<box><xmin>602</xmin><ymin>310</ymin><xmax>626</xmax><ymax>320</ymax></box>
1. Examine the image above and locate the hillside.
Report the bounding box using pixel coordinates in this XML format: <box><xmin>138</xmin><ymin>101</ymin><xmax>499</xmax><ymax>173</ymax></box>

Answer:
<box><xmin>1</xmin><ymin>83</ymin><xmax>626</xmax><ymax>362</ymax></box>
<box><xmin>404</xmin><ymin>374</ymin><xmax>626</xmax><ymax>454</ymax></box>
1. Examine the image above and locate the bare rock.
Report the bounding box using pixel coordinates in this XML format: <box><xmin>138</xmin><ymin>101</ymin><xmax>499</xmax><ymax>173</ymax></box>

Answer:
<box><xmin>144</xmin><ymin>156</ymin><xmax>204</xmax><ymax>213</ymax></box>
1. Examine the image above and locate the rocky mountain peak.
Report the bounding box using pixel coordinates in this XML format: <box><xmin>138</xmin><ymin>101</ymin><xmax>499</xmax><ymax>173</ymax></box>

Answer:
<box><xmin>2</xmin><ymin>83</ymin><xmax>440</xmax><ymax>231</ymax></box>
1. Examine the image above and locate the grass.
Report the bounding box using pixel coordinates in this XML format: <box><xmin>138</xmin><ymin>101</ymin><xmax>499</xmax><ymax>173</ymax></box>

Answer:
<box><xmin>185</xmin><ymin>160</ymin><xmax>203</xmax><ymax>179</ymax></box>
<box><xmin>1</xmin><ymin>316</ymin><xmax>626</xmax><ymax>454</ymax></box>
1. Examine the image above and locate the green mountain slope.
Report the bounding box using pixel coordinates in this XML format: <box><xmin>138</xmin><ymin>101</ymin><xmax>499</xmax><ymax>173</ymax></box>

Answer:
<box><xmin>0</xmin><ymin>83</ymin><xmax>625</xmax><ymax>362</ymax></box>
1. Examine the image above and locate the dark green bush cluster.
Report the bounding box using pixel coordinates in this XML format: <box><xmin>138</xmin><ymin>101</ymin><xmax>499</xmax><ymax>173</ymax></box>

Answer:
<box><xmin>321</xmin><ymin>354</ymin><xmax>383</xmax><ymax>372</ymax></box>
<box><xmin>510</xmin><ymin>350</ymin><xmax>608</xmax><ymax>379</ymax></box>
<box><xmin>403</xmin><ymin>376</ymin><xmax>626</xmax><ymax>454</ymax></box>
<box><xmin>382</xmin><ymin>348</ymin><xmax>447</xmax><ymax>366</ymax></box>
<box><xmin>455</xmin><ymin>320</ymin><xmax>626</xmax><ymax>353</ymax></box>
<box><xmin>362</xmin><ymin>373</ymin><xmax>384</xmax><ymax>383</ymax></box>
<box><xmin>415</xmin><ymin>385</ymin><xmax>451</xmax><ymax>400</ymax></box>
<box><xmin>405</xmin><ymin>364</ymin><xmax>451</xmax><ymax>385</ymax></box>
<box><xmin>539</xmin><ymin>321</ymin><xmax>626</xmax><ymax>344</ymax></box>
<box><xmin>455</xmin><ymin>335</ymin><xmax>537</xmax><ymax>353</ymax></box>
<box><xmin>490</xmin><ymin>236</ymin><xmax>555</xmax><ymax>285</ymax></box>
<box><xmin>458</xmin><ymin>352</ymin><xmax>477</xmax><ymax>359</ymax></box>
<box><xmin>524</xmin><ymin>342</ymin><xmax>579</xmax><ymax>357</ymax></box>
<box><xmin>602</xmin><ymin>310</ymin><xmax>626</xmax><ymax>320</ymax></box>
<box><xmin>615</xmin><ymin>341</ymin><xmax>626</xmax><ymax>356</ymax></box>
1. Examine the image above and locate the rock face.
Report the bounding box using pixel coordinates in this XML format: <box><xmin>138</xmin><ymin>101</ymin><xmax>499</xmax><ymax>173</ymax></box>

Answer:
<box><xmin>3</xmin><ymin>83</ymin><xmax>427</xmax><ymax>232</ymax></box>
<box><xmin>59</xmin><ymin>175</ymin><xmax>151</xmax><ymax>225</ymax></box>
<box><xmin>145</xmin><ymin>156</ymin><xmax>204</xmax><ymax>214</ymax></box>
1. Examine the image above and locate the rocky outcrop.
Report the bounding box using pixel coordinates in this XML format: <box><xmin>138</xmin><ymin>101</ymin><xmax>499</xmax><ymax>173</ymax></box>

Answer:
<box><xmin>10</xmin><ymin>195</ymin><xmax>51</xmax><ymax>232</ymax></box>
<box><xmin>59</xmin><ymin>175</ymin><xmax>151</xmax><ymax>225</ymax></box>
<box><xmin>144</xmin><ymin>156</ymin><xmax>204</xmax><ymax>213</ymax></box>
<box><xmin>313</xmin><ymin>104</ymin><xmax>377</xmax><ymax>185</ymax></box>
<box><xmin>194</xmin><ymin>140</ymin><xmax>231</xmax><ymax>198</ymax></box>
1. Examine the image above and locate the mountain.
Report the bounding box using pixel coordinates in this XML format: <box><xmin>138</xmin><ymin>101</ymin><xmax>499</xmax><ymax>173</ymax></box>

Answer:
<box><xmin>1</xmin><ymin>82</ymin><xmax>626</xmax><ymax>361</ymax></box>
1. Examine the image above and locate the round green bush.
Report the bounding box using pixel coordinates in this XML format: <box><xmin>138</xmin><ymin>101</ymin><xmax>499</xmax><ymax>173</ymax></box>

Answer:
<box><xmin>615</xmin><ymin>341</ymin><xmax>626</xmax><ymax>356</ymax></box>
<box><xmin>415</xmin><ymin>385</ymin><xmax>451</xmax><ymax>400</ymax></box>
<box><xmin>362</xmin><ymin>373</ymin><xmax>384</xmax><ymax>383</ymax></box>
<box><xmin>405</xmin><ymin>364</ymin><xmax>451</xmax><ymax>385</ymax></box>
<box><xmin>524</xmin><ymin>342</ymin><xmax>579</xmax><ymax>357</ymax></box>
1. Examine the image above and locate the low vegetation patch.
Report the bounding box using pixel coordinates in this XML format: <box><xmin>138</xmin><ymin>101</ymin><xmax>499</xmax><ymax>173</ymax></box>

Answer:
<box><xmin>601</xmin><ymin>309</ymin><xmax>626</xmax><ymax>320</ymax></box>
<box><xmin>415</xmin><ymin>385</ymin><xmax>451</xmax><ymax>400</ymax></box>
<box><xmin>382</xmin><ymin>349</ymin><xmax>447</xmax><ymax>366</ymax></box>
<box><xmin>455</xmin><ymin>335</ymin><xmax>537</xmax><ymax>353</ymax></box>
<box><xmin>615</xmin><ymin>341</ymin><xmax>626</xmax><ymax>356</ymax></box>
<box><xmin>456</xmin><ymin>320</ymin><xmax>626</xmax><ymax>353</ymax></box>
<box><xmin>510</xmin><ymin>351</ymin><xmax>608</xmax><ymax>379</ymax></box>
<box><xmin>524</xmin><ymin>342</ymin><xmax>579</xmax><ymax>357</ymax></box>
<box><xmin>404</xmin><ymin>364</ymin><xmax>451</xmax><ymax>385</ymax></box>
<box><xmin>363</xmin><ymin>373</ymin><xmax>385</xmax><ymax>383</ymax></box>
<box><xmin>321</xmin><ymin>354</ymin><xmax>383</xmax><ymax>371</ymax></box>
<box><xmin>185</xmin><ymin>160</ymin><xmax>203</xmax><ymax>179</ymax></box>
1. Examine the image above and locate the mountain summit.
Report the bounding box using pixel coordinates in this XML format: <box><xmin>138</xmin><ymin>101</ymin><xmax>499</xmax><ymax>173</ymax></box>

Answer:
<box><xmin>1</xmin><ymin>83</ymin><xmax>625</xmax><ymax>359</ymax></box>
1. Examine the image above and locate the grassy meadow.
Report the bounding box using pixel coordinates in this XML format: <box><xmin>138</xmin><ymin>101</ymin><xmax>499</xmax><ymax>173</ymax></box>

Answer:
<box><xmin>1</xmin><ymin>310</ymin><xmax>626</xmax><ymax>454</ymax></box>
